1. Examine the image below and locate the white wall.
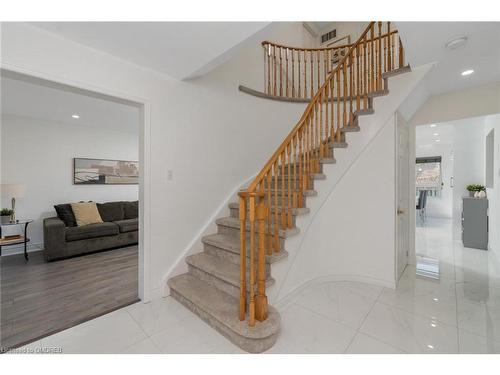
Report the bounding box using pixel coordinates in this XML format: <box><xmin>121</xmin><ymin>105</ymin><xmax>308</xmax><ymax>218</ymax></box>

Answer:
<box><xmin>0</xmin><ymin>22</ymin><xmax>312</xmax><ymax>298</ymax></box>
<box><xmin>451</xmin><ymin>118</ymin><xmax>486</xmax><ymax>229</ymax></box>
<box><xmin>0</xmin><ymin>114</ymin><xmax>139</xmax><ymax>253</ymax></box>
<box><xmin>278</xmin><ymin>115</ymin><xmax>397</xmax><ymax>292</ymax></box>
<box><xmin>410</xmin><ymin>81</ymin><xmax>500</xmax><ymax>126</ymax></box>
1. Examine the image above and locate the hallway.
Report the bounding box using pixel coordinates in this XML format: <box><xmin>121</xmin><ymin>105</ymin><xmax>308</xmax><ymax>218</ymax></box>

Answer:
<box><xmin>13</xmin><ymin>218</ymin><xmax>500</xmax><ymax>354</ymax></box>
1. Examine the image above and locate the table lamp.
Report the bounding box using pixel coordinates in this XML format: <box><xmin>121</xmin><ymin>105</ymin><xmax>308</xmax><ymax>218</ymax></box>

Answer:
<box><xmin>1</xmin><ymin>184</ymin><xmax>26</xmax><ymax>222</ymax></box>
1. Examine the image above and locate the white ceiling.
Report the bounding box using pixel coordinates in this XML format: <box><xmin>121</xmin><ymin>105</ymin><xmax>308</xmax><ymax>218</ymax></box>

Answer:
<box><xmin>416</xmin><ymin>122</ymin><xmax>455</xmax><ymax>148</ymax></box>
<box><xmin>397</xmin><ymin>22</ymin><xmax>500</xmax><ymax>95</ymax></box>
<box><xmin>1</xmin><ymin>74</ymin><xmax>140</xmax><ymax>134</ymax></box>
<box><xmin>31</xmin><ymin>22</ymin><xmax>270</xmax><ymax>80</ymax></box>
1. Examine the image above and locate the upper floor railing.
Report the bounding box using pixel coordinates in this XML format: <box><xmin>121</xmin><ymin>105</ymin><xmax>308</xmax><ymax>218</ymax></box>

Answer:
<box><xmin>262</xmin><ymin>22</ymin><xmax>403</xmax><ymax>100</ymax></box>
<box><xmin>239</xmin><ymin>22</ymin><xmax>406</xmax><ymax>326</ymax></box>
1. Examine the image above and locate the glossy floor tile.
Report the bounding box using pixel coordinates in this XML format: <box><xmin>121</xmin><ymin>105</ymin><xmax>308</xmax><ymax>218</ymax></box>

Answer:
<box><xmin>11</xmin><ymin>217</ymin><xmax>500</xmax><ymax>354</ymax></box>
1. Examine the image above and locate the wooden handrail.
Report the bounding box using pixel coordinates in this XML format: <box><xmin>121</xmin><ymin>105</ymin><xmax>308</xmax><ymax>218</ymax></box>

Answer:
<box><xmin>261</xmin><ymin>29</ymin><xmax>399</xmax><ymax>100</ymax></box>
<box><xmin>239</xmin><ymin>22</ymin><xmax>406</xmax><ymax>326</ymax></box>
<box><xmin>261</xmin><ymin>30</ymin><xmax>397</xmax><ymax>51</ymax></box>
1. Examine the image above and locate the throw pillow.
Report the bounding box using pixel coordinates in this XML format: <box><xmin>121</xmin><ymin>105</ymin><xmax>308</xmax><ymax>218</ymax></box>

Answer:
<box><xmin>54</xmin><ymin>204</ymin><xmax>77</xmax><ymax>227</ymax></box>
<box><xmin>123</xmin><ymin>201</ymin><xmax>138</xmax><ymax>219</ymax></box>
<box><xmin>71</xmin><ymin>202</ymin><xmax>104</xmax><ymax>226</ymax></box>
<box><xmin>97</xmin><ymin>202</ymin><xmax>124</xmax><ymax>222</ymax></box>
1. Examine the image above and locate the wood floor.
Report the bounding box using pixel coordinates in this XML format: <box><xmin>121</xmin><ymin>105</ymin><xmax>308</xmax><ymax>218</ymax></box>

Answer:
<box><xmin>0</xmin><ymin>246</ymin><xmax>138</xmax><ymax>351</ymax></box>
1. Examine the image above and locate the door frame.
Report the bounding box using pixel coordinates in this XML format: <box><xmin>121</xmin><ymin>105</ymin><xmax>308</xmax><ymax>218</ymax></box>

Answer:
<box><xmin>1</xmin><ymin>63</ymin><xmax>152</xmax><ymax>303</ymax></box>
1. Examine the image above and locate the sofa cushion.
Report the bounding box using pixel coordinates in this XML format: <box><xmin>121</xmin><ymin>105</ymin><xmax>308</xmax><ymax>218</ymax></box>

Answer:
<box><xmin>123</xmin><ymin>201</ymin><xmax>138</xmax><ymax>219</ymax></box>
<box><xmin>114</xmin><ymin>218</ymin><xmax>138</xmax><ymax>233</ymax></box>
<box><xmin>65</xmin><ymin>222</ymin><xmax>119</xmax><ymax>242</ymax></box>
<box><xmin>54</xmin><ymin>204</ymin><xmax>77</xmax><ymax>227</ymax></box>
<box><xmin>97</xmin><ymin>202</ymin><xmax>124</xmax><ymax>222</ymax></box>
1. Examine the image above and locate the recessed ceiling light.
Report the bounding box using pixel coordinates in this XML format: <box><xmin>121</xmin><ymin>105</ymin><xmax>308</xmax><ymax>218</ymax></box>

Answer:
<box><xmin>431</xmin><ymin>323</ymin><xmax>437</xmax><ymax>328</ymax></box>
<box><xmin>461</xmin><ymin>69</ymin><xmax>474</xmax><ymax>76</ymax></box>
<box><xmin>433</xmin><ymin>133</ymin><xmax>439</xmax><ymax>136</ymax></box>
<box><xmin>435</xmin><ymin>139</ymin><xmax>441</xmax><ymax>142</ymax></box>
<box><xmin>72</xmin><ymin>114</ymin><xmax>80</xmax><ymax>119</ymax></box>
<box><xmin>445</xmin><ymin>37</ymin><xmax>468</xmax><ymax>50</ymax></box>
<box><xmin>430</xmin><ymin>124</ymin><xmax>437</xmax><ymax>128</ymax></box>
<box><xmin>427</xmin><ymin>345</ymin><xmax>434</xmax><ymax>349</ymax></box>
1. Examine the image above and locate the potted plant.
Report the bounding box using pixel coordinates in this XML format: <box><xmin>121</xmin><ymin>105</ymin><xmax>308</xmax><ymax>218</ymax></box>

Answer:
<box><xmin>466</xmin><ymin>184</ymin><xmax>486</xmax><ymax>198</ymax></box>
<box><xmin>1</xmin><ymin>208</ymin><xmax>14</xmax><ymax>224</ymax></box>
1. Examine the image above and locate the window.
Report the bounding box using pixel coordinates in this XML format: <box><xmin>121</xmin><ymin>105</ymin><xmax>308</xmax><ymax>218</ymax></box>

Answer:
<box><xmin>416</xmin><ymin>156</ymin><xmax>442</xmax><ymax>197</ymax></box>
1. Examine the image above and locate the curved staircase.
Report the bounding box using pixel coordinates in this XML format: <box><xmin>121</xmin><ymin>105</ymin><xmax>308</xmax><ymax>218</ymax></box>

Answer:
<box><xmin>168</xmin><ymin>21</ymin><xmax>410</xmax><ymax>353</ymax></box>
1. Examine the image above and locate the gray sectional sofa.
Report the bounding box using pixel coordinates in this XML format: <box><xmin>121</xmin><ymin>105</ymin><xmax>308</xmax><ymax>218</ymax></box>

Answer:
<box><xmin>43</xmin><ymin>201</ymin><xmax>138</xmax><ymax>261</ymax></box>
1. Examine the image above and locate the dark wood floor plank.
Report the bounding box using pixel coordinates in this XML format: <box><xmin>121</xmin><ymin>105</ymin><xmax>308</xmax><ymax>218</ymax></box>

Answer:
<box><xmin>1</xmin><ymin>246</ymin><xmax>138</xmax><ymax>350</ymax></box>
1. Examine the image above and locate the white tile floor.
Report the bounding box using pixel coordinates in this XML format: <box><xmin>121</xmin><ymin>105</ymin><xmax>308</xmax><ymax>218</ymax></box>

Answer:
<box><xmin>14</xmin><ymin>217</ymin><xmax>500</xmax><ymax>354</ymax></box>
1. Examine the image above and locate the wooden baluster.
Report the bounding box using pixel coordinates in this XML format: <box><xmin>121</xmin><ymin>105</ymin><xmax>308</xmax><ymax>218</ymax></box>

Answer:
<box><xmin>383</xmin><ymin>25</ymin><xmax>388</xmax><ymax>73</ymax></box>
<box><xmin>343</xmin><ymin>62</ymin><xmax>347</xmax><ymax>128</ymax></box>
<box><xmin>387</xmin><ymin>22</ymin><xmax>392</xmax><ymax>71</ymax></box>
<box><xmin>263</xmin><ymin>45</ymin><xmax>267</xmax><ymax>94</ymax></box>
<box><xmin>238</xmin><ymin>195</ymin><xmax>247</xmax><ymax>321</ymax></box>
<box><xmin>330</xmin><ymin>76</ymin><xmax>335</xmax><ymax>148</ymax></box>
<box><xmin>378</xmin><ymin>22</ymin><xmax>382</xmax><ymax>90</ymax></box>
<box><xmin>285</xmin><ymin>48</ymin><xmax>289</xmax><ymax>97</ymax></box>
<box><xmin>292</xmin><ymin>135</ymin><xmax>298</xmax><ymax>209</ymax></box>
<box><xmin>268</xmin><ymin>45</ymin><xmax>272</xmax><ymax>94</ymax></box>
<box><xmin>314</xmin><ymin>101</ymin><xmax>319</xmax><ymax>172</ymax></box>
<box><xmin>248</xmin><ymin>194</ymin><xmax>256</xmax><ymax>326</ymax></box>
<box><xmin>317</xmin><ymin>50</ymin><xmax>321</xmax><ymax>93</ymax></box>
<box><xmin>363</xmin><ymin>35</ymin><xmax>368</xmax><ymax>109</ymax></box>
<box><xmin>298</xmin><ymin>130</ymin><xmax>304</xmax><ymax>207</ymax></box>
<box><xmin>399</xmin><ymin>37</ymin><xmax>405</xmax><ymax>68</ymax></box>
<box><xmin>287</xmin><ymin>144</ymin><xmax>292</xmax><ymax>228</ymax></box>
<box><xmin>291</xmin><ymin>49</ymin><xmax>295</xmax><ymax>98</ymax></box>
<box><xmin>319</xmin><ymin>91</ymin><xmax>324</xmax><ymax>159</ymax></box>
<box><xmin>356</xmin><ymin>44</ymin><xmax>361</xmax><ymax>112</ymax></box>
<box><xmin>324</xmin><ymin>82</ymin><xmax>329</xmax><ymax>158</ymax></box>
<box><xmin>309</xmin><ymin>51</ymin><xmax>314</xmax><ymax>99</ymax></box>
<box><xmin>304</xmin><ymin>121</ymin><xmax>310</xmax><ymax>191</ymax></box>
<box><xmin>298</xmin><ymin>50</ymin><xmax>301</xmax><ymax>99</ymax></box>
<box><xmin>391</xmin><ymin>32</ymin><xmax>396</xmax><ymax>71</ymax></box>
<box><xmin>349</xmin><ymin>53</ymin><xmax>354</xmax><ymax>124</ymax></box>
<box><xmin>266</xmin><ymin>172</ymin><xmax>273</xmax><ymax>255</ymax></box>
<box><xmin>255</xmin><ymin>195</ymin><xmax>268</xmax><ymax>322</ymax></box>
<box><xmin>336</xmin><ymin>68</ymin><xmax>341</xmax><ymax>142</ymax></box>
<box><xmin>324</xmin><ymin>50</ymin><xmax>328</xmax><ymax>86</ymax></box>
<box><xmin>273</xmin><ymin>161</ymin><xmax>279</xmax><ymax>253</ymax></box>
<box><xmin>279</xmin><ymin>47</ymin><xmax>283</xmax><ymax>97</ymax></box>
<box><xmin>281</xmin><ymin>152</ymin><xmax>286</xmax><ymax>228</ymax></box>
<box><xmin>370</xmin><ymin>23</ymin><xmax>375</xmax><ymax>93</ymax></box>
<box><xmin>273</xmin><ymin>45</ymin><xmax>277</xmax><ymax>96</ymax></box>
<box><xmin>304</xmin><ymin>50</ymin><xmax>307</xmax><ymax>99</ymax></box>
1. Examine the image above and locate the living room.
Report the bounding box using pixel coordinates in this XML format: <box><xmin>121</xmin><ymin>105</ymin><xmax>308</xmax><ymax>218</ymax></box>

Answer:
<box><xmin>0</xmin><ymin>70</ymin><xmax>141</xmax><ymax>348</ymax></box>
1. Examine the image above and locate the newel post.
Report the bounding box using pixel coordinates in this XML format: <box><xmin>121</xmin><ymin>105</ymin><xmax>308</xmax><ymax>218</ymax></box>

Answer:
<box><xmin>255</xmin><ymin>197</ymin><xmax>269</xmax><ymax>322</ymax></box>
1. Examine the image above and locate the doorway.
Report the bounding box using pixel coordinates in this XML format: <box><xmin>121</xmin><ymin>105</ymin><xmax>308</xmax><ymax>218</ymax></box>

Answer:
<box><xmin>0</xmin><ymin>69</ymin><xmax>150</xmax><ymax>351</ymax></box>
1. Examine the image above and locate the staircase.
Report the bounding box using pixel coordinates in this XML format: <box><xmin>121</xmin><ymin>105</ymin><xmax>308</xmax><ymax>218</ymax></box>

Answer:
<box><xmin>168</xmin><ymin>21</ymin><xmax>410</xmax><ymax>353</ymax></box>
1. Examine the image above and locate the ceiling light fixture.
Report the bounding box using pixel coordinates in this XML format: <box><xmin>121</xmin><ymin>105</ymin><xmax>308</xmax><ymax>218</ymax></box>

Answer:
<box><xmin>461</xmin><ymin>69</ymin><xmax>474</xmax><ymax>76</ymax></box>
<box><xmin>445</xmin><ymin>36</ymin><xmax>468</xmax><ymax>50</ymax></box>
<box><xmin>435</xmin><ymin>139</ymin><xmax>441</xmax><ymax>143</ymax></box>
<box><xmin>433</xmin><ymin>133</ymin><xmax>439</xmax><ymax>136</ymax></box>
<box><xmin>72</xmin><ymin>114</ymin><xmax>80</xmax><ymax>119</ymax></box>
<box><xmin>427</xmin><ymin>345</ymin><xmax>434</xmax><ymax>350</ymax></box>
<box><xmin>430</xmin><ymin>124</ymin><xmax>437</xmax><ymax>128</ymax></box>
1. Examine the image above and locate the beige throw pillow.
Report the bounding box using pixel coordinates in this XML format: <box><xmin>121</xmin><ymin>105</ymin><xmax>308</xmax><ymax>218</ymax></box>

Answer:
<box><xmin>71</xmin><ymin>202</ymin><xmax>103</xmax><ymax>226</ymax></box>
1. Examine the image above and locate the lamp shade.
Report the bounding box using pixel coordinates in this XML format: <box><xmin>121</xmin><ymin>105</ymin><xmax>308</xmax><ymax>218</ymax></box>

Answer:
<box><xmin>1</xmin><ymin>184</ymin><xmax>27</xmax><ymax>198</ymax></box>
